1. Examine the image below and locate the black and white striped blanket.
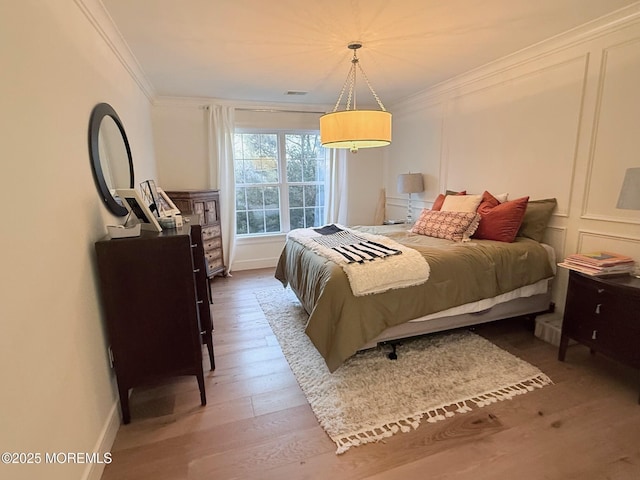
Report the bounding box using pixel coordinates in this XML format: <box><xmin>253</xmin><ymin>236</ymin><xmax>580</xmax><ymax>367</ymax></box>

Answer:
<box><xmin>287</xmin><ymin>224</ymin><xmax>430</xmax><ymax>296</ymax></box>
<box><xmin>312</xmin><ymin>228</ymin><xmax>401</xmax><ymax>264</ymax></box>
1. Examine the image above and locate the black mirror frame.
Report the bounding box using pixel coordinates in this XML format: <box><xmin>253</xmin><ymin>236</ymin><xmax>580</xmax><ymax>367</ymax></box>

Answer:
<box><xmin>88</xmin><ymin>103</ymin><xmax>134</xmax><ymax>217</ymax></box>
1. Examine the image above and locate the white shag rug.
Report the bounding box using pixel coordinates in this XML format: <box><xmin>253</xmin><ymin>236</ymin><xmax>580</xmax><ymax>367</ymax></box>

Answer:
<box><xmin>256</xmin><ymin>287</ymin><xmax>552</xmax><ymax>454</ymax></box>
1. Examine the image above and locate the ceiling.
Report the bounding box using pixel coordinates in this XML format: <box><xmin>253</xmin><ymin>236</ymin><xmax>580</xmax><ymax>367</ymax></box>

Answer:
<box><xmin>102</xmin><ymin>0</ymin><xmax>639</xmax><ymax>107</ymax></box>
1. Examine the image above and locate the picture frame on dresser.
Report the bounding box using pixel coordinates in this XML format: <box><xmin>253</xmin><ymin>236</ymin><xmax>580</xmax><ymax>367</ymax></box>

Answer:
<box><xmin>116</xmin><ymin>188</ymin><xmax>162</xmax><ymax>232</ymax></box>
<box><xmin>139</xmin><ymin>179</ymin><xmax>161</xmax><ymax>217</ymax></box>
<box><xmin>156</xmin><ymin>188</ymin><xmax>181</xmax><ymax>217</ymax></box>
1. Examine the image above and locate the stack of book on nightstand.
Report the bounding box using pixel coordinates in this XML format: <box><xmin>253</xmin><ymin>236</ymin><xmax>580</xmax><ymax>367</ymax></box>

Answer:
<box><xmin>558</xmin><ymin>251</ymin><xmax>635</xmax><ymax>276</ymax></box>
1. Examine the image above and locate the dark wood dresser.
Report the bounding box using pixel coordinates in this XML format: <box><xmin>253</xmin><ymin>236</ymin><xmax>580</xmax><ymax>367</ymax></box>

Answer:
<box><xmin>95</xmin><ymin>219</ymin><xmax>214</xmax><ymax>423</ymax></box>
<box><xmin>165</xmin><ymin>190</ymin><xmax>226</xmax><ymax>280</ymax></box>
<box><xmin>558</xmin><ymin>270</ymin><xmax>640</xmax><ymax>402</ymax></box>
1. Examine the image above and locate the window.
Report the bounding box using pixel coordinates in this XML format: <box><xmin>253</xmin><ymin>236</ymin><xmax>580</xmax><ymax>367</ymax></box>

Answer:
<box><xmin>234</xmin><ymin>131</ymin><xmax>327</xmax><ymax>235</ymax></box>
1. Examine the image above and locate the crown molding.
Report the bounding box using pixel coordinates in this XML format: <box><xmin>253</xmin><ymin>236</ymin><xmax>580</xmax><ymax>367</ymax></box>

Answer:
<box><xmin>74</xmin><ymin>0</ymin><xmax>155</xmax><ymax>100</ymax></box>
<box><xmin>392</xmin><ymin>3</ymin><xmax>640</xmax><ymax>111</ymax></box>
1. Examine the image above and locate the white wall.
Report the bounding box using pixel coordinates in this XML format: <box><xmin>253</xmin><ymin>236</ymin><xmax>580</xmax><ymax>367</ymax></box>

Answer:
<box><xmin>152</xmin><ymin>100</ymin><xmax>385</xmax><ymax>271</ymax></box>
<box><xmin>384</xmin><ymin>6</ymin><xmax>640</xmax><ymax>325</ymax></box>
<box><xmin>152</xmin><ymin>102</ymin><xmax>210</xmax><ymax>190</ymax></box>
<box><xmin>0</xmin><ymin>1</ymin><xmax>156</xmax><ymax>479</ymax></box>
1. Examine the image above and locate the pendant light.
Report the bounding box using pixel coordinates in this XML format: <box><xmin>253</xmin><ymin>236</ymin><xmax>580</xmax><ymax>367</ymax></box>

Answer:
<box><xmin>320</xmin><ymin>42</ymin><xmax>392</xmax><ymax>153</ymax></box>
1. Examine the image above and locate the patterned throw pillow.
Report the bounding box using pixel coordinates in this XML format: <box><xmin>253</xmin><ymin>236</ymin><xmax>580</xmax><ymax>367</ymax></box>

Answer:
<box><xmin>411</xmin><ymin>210</ymin><xmax>481</xmax><ymax>242</ymax></box>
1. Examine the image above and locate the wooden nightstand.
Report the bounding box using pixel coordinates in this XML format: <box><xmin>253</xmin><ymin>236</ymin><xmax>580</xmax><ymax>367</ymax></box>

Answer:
<box><xmin>558</xmin><ymin>270</ymin><xmax>640</xmax><ymax>403</ymax></box>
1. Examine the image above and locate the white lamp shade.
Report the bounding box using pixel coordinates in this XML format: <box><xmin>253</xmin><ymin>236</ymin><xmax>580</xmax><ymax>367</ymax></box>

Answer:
<box><xmin>617</xmin><ymin>167</ymin><xmax>640</xmax><ymax>210</ymax></box>
<box><xmin>397</xmin><ymin>173</ymin><xmax>424</xmax><ymax>194</ymax></box>
<box><xmin>320</xmin><ymin>110</ymin><xmax>391</xmax><ymax>149</ymax></box>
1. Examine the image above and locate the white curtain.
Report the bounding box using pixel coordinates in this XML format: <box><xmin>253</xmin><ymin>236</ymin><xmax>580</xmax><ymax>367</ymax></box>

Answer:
<box><xmin>325</xmin><ymin>148</ymin><xmax>348</xmax><ymax>225</ymax></box>
<box><xmin>207</xmin><ymin>105</ymin><xmax>236</xmax><ymax>273</ymax></box>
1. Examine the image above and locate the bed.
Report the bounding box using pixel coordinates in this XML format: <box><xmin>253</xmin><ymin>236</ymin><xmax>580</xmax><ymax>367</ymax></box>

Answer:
<box><xmin>275</xmin><ymin>195</ymin><xmax>558</xmax><ymax>372</ymax></box>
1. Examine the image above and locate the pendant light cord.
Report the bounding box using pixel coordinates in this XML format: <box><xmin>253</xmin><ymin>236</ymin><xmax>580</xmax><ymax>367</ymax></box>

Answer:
<box><xmin>330</xmin><ymin>45</ymin><xmax>386</xmax><ymax>113</ymax></box>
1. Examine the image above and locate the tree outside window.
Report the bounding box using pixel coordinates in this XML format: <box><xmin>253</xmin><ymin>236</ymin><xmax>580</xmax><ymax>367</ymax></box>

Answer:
<box><xmin>234</xmin><ymin>131</ymin><xmax>326</xmax><ymax>235</ymax></box>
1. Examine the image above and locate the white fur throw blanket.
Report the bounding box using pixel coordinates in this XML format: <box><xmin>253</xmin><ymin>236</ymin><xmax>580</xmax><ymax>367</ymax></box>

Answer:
<box><xmin>287</xmin><ymin>225</ymin><xmax>430</xmax><ymax>296</ymax></box>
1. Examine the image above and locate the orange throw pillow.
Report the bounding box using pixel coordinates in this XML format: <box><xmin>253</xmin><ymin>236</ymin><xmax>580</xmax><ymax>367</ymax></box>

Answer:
<box><xmin>473</xmin><ymin>191</ymin><xmax>529</xmax><ymax>242</ymax></box>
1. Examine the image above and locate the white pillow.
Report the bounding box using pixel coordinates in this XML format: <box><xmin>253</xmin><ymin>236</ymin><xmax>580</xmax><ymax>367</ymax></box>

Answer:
<box><xmin>441</xmin><ymin>194</ymin><xmax>482</xmax><ymax>212</ymax></box>
<box><xmin>494</xmin><ymin>192</ymin><xmax>509</xmax><ymax>203</ymax></box>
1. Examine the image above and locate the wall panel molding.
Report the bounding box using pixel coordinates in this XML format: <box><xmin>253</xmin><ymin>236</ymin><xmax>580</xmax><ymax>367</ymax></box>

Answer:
<box><xmin>581</xmin><ymin>213</ymin><xmax>640</xmax><ymax>226</ymax></box>
<box><xmin>438</xmin><ymin>55</ymin><xmax>587</xmax><ymax>206</ymax></box>
<box><xmin>582</xmin><ymin>35</ymin><xmax>640</xmax><ymax>221</ymax></box>
<box><xmin>576</xmin><ymin>229</ymin><xmax>640</xmax><ymax>251</ymax></box>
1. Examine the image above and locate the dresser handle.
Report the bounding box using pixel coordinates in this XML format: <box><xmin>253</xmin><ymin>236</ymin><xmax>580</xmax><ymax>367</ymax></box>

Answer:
<box><xmin>592</xmin><ymin>330</ymin><xmax>597</xmax><ymax>340</ymax></box>
<box><xmin>193</xmin><ymin>268</ymin><xmax>200</xmax><ymax>273</ymax></box>
<box><xmin>597</xmin><ymin>288</ymin><xmax>604</xmax><ymax>294</ymax></box>
<box><xmin>197</xmin><ymin>300</ymin><xmax>204</xmax><ymax>305</ymax></box>
<box><xmin>191</xmin><ymin>244</ymin><xmax>198</xmax><ymax>248</ymax></box>
<box><xmin>595</xmin><ymin>304</ymin><xmax>601</xmax><ymax>314</ymax></box>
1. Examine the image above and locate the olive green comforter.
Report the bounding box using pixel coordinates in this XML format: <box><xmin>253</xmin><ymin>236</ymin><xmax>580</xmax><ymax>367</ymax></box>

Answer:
<box><xmin>275</xmin><ymin>225</ymin><xmax>554</xmax><ymax>372</ymax></box>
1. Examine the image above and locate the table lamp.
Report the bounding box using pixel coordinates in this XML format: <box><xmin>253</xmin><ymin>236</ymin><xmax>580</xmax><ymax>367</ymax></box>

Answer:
<box><xmin>617</xmin><ymin>167</ymin><xmax>640</xmax><ymax>277</ymax></box>
<box><xmin>617</xmin><ymin>167</ymin><xmax>640</xmax><ymax>210</ymax></box>
<box><xmin>397</xmin><ymin>173</ymin><xmax>424</xmax><ymax>223</ymax></box>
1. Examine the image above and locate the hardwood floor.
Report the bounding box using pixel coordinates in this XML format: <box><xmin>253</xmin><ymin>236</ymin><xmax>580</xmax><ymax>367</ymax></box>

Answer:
<box><xmin>101</xmin><ymin>268</ymin><xmax>640</xmax><ymax>480</ymax></box>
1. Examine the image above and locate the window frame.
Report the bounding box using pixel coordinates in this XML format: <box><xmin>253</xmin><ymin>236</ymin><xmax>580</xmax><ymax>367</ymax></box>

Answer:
<box><xmin>233</xmin><ymin>128</ymin><xmax>327</xmax><ymax>237</ymax></box>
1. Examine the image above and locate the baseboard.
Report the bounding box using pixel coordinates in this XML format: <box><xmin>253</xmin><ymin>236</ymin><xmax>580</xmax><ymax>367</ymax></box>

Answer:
<box><xmin>82</xmin><ymin>399</ymin><xmax>120</xmax><ymax>480</ymax></box>
<box><xmin>231</xmin><ymin>257</ymin><xmax>278</xmax><ymax>271</ymax></box>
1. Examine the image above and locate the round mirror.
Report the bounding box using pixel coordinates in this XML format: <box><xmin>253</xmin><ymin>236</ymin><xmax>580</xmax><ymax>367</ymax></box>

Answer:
<box><xmin>88</xmin><ymin>103</ymin><xmax>134</xmax><ymax>216</ymax></box>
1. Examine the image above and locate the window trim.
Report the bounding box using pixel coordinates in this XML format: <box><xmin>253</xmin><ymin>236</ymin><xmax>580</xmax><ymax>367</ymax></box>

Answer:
<box><xmin>234</xmin><ymin>128</ymin><xmax>326</xmax><ymax>237</ymax></box>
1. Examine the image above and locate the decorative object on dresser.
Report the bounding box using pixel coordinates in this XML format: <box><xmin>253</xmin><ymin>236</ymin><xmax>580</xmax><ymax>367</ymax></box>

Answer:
<box><xmin>165</xmin><ymin>190</ymin><xmax>226</xmax><ymax>280</ymax></box>
<box><xmin>115</xmin><ymin>188</ymin><xmax>162</xmax><ymax>232</ymax></box>
<box><xmin>558</xmin><ymin>270</ymin><xmax>640</xmax><ymax>403</ymax></box>
<box><xmin>156</xmin><ymin>187</ymin><xmax>181</xmax><ymax>217</ymax></box>
<box><xmin>95</xmin><ymin>218</ymin><xmax>215</xmax><ymax>423</ymax></box>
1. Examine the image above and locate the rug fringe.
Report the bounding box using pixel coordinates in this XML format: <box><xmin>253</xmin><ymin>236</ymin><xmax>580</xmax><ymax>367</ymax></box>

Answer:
<box><xmin>333</xmin><ymin>373</ymin><xmax>553</xmax><ymax>454</ymax></box>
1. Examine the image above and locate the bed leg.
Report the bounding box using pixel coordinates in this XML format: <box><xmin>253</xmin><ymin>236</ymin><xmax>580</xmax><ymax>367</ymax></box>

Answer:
<box><xmin>524</xmin><ymin>315</ymin><xmax>537</xmax><ymax>332</ymax></box>
<box><xmin>388</xmin><ymin>342</ymin><xmax>398</xmax><ymax>360</ymax></box>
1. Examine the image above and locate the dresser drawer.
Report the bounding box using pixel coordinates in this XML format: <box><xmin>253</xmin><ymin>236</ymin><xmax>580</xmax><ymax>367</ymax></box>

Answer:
<box><xmin>202</xmin><ymin>225</ymin><xmax>221</xmax><ymax>241</ymax></box>
<box><xmin>203</xmin><ymin>237</ymin><xmax>222</xmax><ymax>251</ymax></box>
<box><xmin>206</xmin><ymin>253</ymin><xmax>224</xmax><ymax>275</ymax></box>
<box><xmin>207</xmin><ymin>256</ymin><xmax>225</xmax><ymax>272</ymax></box>
<box><xmin>205</xmin><ymin>248</ymin><xmax>222</xmax><ymax>262</ymax></box>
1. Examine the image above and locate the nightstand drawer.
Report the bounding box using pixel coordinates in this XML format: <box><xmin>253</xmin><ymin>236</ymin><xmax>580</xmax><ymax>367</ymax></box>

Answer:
<box><xmin>607</xmin><ymin>297</ymin><xmax>640</xmax><ymax>332</ymax></box>
<box><xmin>559</xmin><ymin>270</ymin><xmax>640</xmax><ymax>403</ymax></box>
